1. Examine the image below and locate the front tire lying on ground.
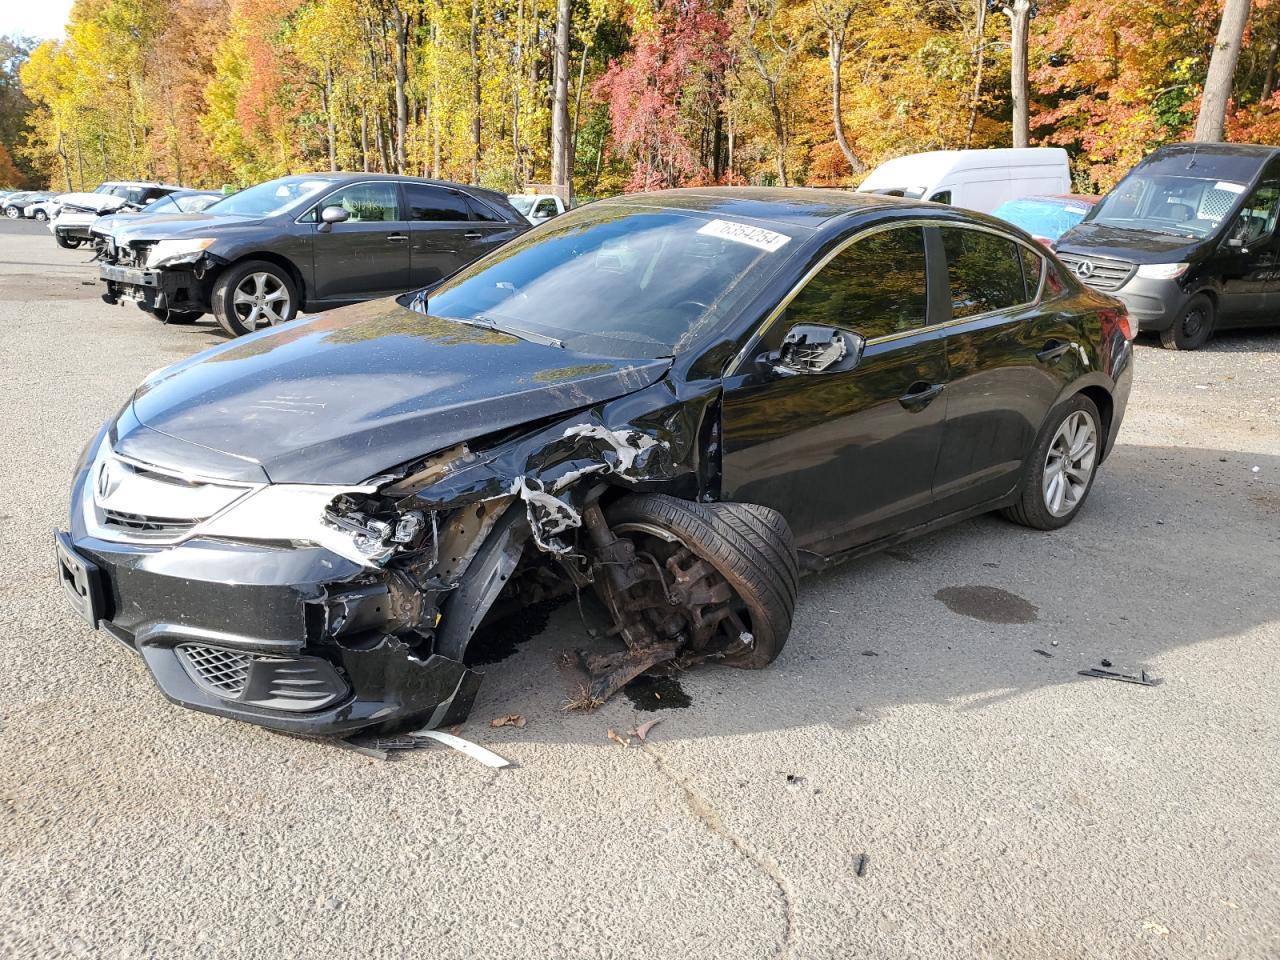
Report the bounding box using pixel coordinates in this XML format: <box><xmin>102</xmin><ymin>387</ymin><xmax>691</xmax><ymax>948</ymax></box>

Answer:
<box><xmin>604</xmin><ymin>494</ymin><xmax>798</xmax><ymax>669</ymax></box>
<box><xmin>211</xmin><ymin>259</ymin><xmax>298</xmax><ymax>337</ymax></box>
<box><xmin>148</xmin><ymin>306</ymin><xmax>203</xmax><ymax>325</ymax></box>
<box><xmin>1002</xmin><ymin>393</ymin><xmax>1102</xmax><ymax>531</ymax></box>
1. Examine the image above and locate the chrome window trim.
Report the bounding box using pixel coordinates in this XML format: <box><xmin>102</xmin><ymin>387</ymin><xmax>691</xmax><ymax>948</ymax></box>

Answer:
<box><xmin>726</xmin><ymin>218</ymin><xmax>1048</xmax><ymax>375</ymax></box>
<box><xmin>294</xmin><ymin>179</ymin><xmax>407</xmax><ymax>226</ymax></box>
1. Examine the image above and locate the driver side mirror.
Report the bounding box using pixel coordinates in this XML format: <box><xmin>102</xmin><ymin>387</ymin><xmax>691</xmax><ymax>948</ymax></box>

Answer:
<box><xmin>762</xmin><ymin>324</ymin><xmax>866</xmax><ymax>377</ymax></box>
<box><xmin>317</xmin><ymin>205</ymin><xmax>350</xmax><ymax>233</ymax></box>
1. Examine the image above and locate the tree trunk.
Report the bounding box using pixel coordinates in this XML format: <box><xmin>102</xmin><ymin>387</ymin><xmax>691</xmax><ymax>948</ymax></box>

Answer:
<box><xmin>827</xmin><ymin>15</ymin><xmax>863</xmax><ymax>175</ymax></box>
<box><xmin>1261</xmin><ymin>40</ymin><xmax>1278</xmax><ymax>102</ymax></box>
<box><xmin>712</xmin><ymin>107</ymin><xmax>724</xmax><ymax>181</ymax></box>
<box><xmin>393</xmin><ymin>10</ymin><xmax>409</xmax><ymax>172</ymax></box>
<box><xmin>57</xmin><ymin>129</ymin><xmax>72</xmax><ymax>192</ymax></box>
<box><xmin>360</xmin><ymin>107</ymin><xmax>370</xmax><ymax>170</ymax></box>
<box><xmin>1004</xmin><ymin>0</ymin><xmax>1032</xmax><ymax>148</ymax></box>
<box><xmin>965</xmin><ymin>0</ymin><xmax>987</xmax><ymax>148</ymax></box>
<box><xmin>1195</xmin><ymin>0</ymin><xmax>1253</xmax><ymax>141</ymax></box>
<box><xmin>550</xmin><ymin>0</ymin><xmax>572</xmax><ymax>198</ymax></box>
<box><xmin>324</xmin><ymin>62</ymin><xmax>337</xmax><ymax>171</ymax></box>
<box><xmin>513</xmin><ymin>0</ymin><xmax>523</xmax><ymax>187</ymax></box>
<box><xmin>767</xmin><ymin>81</ymin><xmax>788</xmax><ymax>186</ymax></box>
<box><xmin>470</xmin><ymin>0</ymin><xmax>481</xmax><ymax>182</ymax></box>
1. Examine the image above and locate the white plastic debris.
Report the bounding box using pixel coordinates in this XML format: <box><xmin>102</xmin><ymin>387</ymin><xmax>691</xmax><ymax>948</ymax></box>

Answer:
<box><xmin>409</xmin><ymin>729</ymin><xmax>512</xmax><ymax>768</ymax></box>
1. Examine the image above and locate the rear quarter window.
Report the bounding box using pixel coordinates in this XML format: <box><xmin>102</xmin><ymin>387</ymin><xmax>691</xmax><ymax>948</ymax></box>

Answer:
<box><xmin>940</xmin><ymin>227</ymin><xmax>1030</xmax><ymax>317</ymax></box>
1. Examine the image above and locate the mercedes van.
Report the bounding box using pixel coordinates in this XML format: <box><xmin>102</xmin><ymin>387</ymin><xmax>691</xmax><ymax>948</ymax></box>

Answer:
<box><xmin>1055</xmin><ymin>143</ymin><xmax>1280</xmax><ymax>350</ymax></box>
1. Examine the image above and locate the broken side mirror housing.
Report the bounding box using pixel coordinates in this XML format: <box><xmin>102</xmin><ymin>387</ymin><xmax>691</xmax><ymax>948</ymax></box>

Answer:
<box><xmin>763</xmin><ymin>324</ymin><xmax>866</xmax><ymax>377</ymax></box>
<box><xmin>317</xmin><ymin>205</ymin><xmax>350</xmax><ymax>233</ymax></box>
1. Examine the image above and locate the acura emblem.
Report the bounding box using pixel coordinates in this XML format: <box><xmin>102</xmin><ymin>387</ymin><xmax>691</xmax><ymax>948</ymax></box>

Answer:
<box><xmin>96</xmin><ymin>460</ymin><xmax>117</xmax><ymax>500</ymax></box>
<box><xmin>1074</xmin><ymin>259</ymin><xmax>1095</xmax><ymax>279</ymax></box>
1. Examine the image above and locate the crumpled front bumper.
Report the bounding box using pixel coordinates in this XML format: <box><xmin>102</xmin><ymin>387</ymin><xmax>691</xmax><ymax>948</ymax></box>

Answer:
<box><xmin>54</xmin><ymin>453</ymin><xmax>479</xmax><ymax>737</ymax></box>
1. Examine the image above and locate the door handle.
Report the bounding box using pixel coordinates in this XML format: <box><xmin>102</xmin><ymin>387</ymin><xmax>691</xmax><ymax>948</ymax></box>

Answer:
<box><xmin>1036</xmin><ymin>340</ymin><xmax>1072</xmax><ymax>363</ymax></box>
<box><xmin>463</xmin><ymin>231</ymin><xmax>483</xmax><ymax>240</ymax></box>
<box><xmin>387</xmin><ymin>233</ymin><xmax>409</xmax><ymax>243</ymax></box>
<box><xmin>898</xmin><ymin>381</ymin><xmax>945</xmax><ymax>411</ymax></box>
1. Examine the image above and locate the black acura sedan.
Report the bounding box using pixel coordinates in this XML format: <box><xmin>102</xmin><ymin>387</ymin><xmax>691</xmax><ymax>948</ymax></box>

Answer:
<box><xmin>97</xmin><ymin>173</ymin><xmax>529</xmax><ymax>334</ymax></box>
<box><xmin>56</xmin><ymin>188</ymin><xmax>1133</xmax><ymax>738</ymax></box>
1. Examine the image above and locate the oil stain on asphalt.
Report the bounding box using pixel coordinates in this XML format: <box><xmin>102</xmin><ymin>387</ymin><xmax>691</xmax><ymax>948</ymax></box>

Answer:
<box><xmin>624</xmin><ymin>674</ymin><xmax>692</xmax><ymax>711</ymax></box>
<box><xmin>934</xmin><ymin>585</ymin><xmax>1039</xmax><ymax>624</ymax></box>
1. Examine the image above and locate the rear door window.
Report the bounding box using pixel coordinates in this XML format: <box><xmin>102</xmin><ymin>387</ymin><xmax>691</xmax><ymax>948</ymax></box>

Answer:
<box><xmin>783</xmin><ymin>226</ymin><xmax>929</xmax><ymax>340</ymax></box>
<box><xmin>940</xmin><ymin>227</ymin><xmax>1030</xmax><ymax>317</ymax></box>
<box><xmin>403</xmin><ymin>183</ymin><xmax>471</xmax><ymax>222</ymax></box>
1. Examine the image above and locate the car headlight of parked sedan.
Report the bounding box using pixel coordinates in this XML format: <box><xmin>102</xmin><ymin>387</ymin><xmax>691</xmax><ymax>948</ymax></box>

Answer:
<box><xmin>145</xmin><ymin>237</ymin><xmax>217</xmax><ymax>269</ymax></box>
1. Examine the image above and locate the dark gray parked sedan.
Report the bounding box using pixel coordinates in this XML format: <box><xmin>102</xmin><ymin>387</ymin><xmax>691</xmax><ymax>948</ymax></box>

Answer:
<box><xmin>97</xmin><ymin>173</ymin><xmax>530</xmax><ymax>335</ymax></box>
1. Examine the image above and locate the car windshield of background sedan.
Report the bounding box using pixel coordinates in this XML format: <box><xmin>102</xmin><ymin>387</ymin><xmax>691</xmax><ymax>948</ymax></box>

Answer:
<box><xmin>419</xmin><ymin>205</ymin><xmax>800</xmax><ymax>358</ymax></box>
<box><xmin>1089</xmin><ymin>173</ymin><xmax>1247</xmax><ymax>239</ymax></box>
<box><xmin>203</xmin><ymin>177</ymin><xmax>330</xmax><ymax>218</ymax></box>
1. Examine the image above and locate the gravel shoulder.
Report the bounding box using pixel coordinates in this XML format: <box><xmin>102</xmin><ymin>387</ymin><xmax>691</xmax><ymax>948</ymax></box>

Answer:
<box><xmin>1</xmin><ymin>220</ymin><xmax>1277</xmax><ymax>960</ymax></box>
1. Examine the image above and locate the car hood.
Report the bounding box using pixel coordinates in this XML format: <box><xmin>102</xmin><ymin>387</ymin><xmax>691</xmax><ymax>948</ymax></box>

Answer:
<box><xmin>56</xmin><ymin>192</ymin><xmax>130</xmax><ymax>215</ymax></box>
<box><xmin>126</xmin><ymin>297</ymin><xmax>672</xmax><ymax>484</ymax></box>
<box><xmin>1055</xmin><ymin>220</ymin><xmax>1208</xmax><ymax>264</ymax></box>
<box><xmin>112</xmin><ymin>213</ymin><xmax>265</xmax><ymax>243</ymax></box>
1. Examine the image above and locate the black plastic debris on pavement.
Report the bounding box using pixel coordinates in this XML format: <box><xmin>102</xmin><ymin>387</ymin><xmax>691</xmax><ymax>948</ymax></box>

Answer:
<box><xmin>855</xmin><ymin>853</ymin><xmax>870</xmax><ymax>878</ymax></box>
<box><xmin>1033</xmin><ymin>648</ymin><xmax>1055</xmax><ymax>658</ymax></box>
<box><xmin>1078</xmin><ymin>665</ymin><xmax>1163</xmax><ymax>686</ymax></box>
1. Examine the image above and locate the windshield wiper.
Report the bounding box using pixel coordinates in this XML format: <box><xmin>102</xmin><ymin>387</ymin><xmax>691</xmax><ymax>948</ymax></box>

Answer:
<box><xmin>439</xmin><ymin>313</ymin><xmax>564</xmax><ymax>349</ymax></box>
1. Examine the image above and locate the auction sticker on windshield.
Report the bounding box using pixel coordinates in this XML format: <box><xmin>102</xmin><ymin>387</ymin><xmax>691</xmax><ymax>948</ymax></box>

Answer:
<box><xmin>697</xmin><ymin>218</ymin><xmax>791</xmax><ymax>252</ymax></box>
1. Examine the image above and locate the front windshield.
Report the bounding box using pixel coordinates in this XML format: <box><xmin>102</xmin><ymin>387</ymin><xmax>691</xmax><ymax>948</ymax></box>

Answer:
<box><xmin>204</xmin><ymin>177</ymin><xmax>329</xmax><ymax>218</ymax></box>
<box><xmin>182</xmin><ymin>194</ymin><xmax>222</xmax><ymax>212</ymax></box>
<box><xmin>1089</xmin><ymin>173</ymin><xmax>1246</xmax><ymax>239</ymax></box>
<box><xmin>508</xmin><ymin>195</ymin><xmax>536</xmax><ymax>215</ymax></box>
<box><xmin>993</xmin><ymin>198</ymin><xmax>1090</xmax><ymax>240</ymax></box>
<box><xmin>417</xmin><ymin>205</ymin><xmax>800</xmax><ymax>359</ymax></box>
<box><xmin>146</xmin><ymin>196</ymin><xmax>178</xmax><ymax>215</ymax></box>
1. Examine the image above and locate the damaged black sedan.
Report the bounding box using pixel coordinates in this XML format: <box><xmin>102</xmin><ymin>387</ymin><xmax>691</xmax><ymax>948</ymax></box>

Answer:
<box><xmin>56</xmin><ymin>188</ymin><xmax>1133</xmax><ymax>737</ymax></box>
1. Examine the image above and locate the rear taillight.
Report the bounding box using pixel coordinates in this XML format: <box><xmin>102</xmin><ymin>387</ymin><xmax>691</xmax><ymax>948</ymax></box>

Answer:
<box><xmin>1099</xmin><ymin>305</ymin><xmax>1135</xmax><ymax>341</ymax></box>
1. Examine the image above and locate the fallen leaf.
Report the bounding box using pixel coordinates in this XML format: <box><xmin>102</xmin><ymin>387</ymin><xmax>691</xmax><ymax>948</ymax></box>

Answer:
<box><xmin>607</xmin><ymin>728</ymin><xmax>631</xmax><ymax>748</ymax></box>
<box><xmin>1142</xmin><ymin>921</ymin><xmax>1170</xmax><ymax>936</ymax></box>
<box><xmin>490</xmin><ymin>715</ymin><xmax>526</xmax><ymax>729</ymax></box>
<box><xmin>449</xmin><ymin>726</ymin><xmax>462</xmax><ymax>736</ymax></box>
<box><xmin>630</xmin><ymin>718</ymin><xmax>661</xmax><ymax>741</ymax></box>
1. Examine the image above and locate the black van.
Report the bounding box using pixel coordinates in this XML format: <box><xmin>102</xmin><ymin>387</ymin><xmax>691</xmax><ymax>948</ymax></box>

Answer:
<box><xmin>1055</xmin><ymin>143</ymin><xmax>1280</xmax><ymax>349</ymax></box>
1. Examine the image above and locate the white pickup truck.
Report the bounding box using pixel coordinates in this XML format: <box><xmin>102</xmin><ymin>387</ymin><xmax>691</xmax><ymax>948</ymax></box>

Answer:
<box><xmin>508</xmin><ymin>193</ymin><xmax>567</xmax><ymax>224</ymax></box>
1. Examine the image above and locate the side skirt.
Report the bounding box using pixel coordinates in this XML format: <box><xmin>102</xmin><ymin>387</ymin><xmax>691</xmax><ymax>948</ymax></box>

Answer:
<box><xmin>798</xmin><ymin>494</ymin><xmax>1018</xmax><ymax>574</ymax></box>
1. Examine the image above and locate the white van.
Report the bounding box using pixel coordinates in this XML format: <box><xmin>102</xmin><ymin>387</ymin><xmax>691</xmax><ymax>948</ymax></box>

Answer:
<box><xmin>856</xmin><ymin>148</ymin><xmax>1070</xmax><ymax>214</ymax></box>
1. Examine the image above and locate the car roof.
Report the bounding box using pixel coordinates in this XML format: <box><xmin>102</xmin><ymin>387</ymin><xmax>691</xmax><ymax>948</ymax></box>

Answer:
<box><xmin>279</xmin><ymin>171</ymin><xmax>511</xmax><ymax>203</ymax></box>
<box><xmin>594</xmin><ymin>187</ymin><xmax>913</xmax><ymax>228</ymax></box>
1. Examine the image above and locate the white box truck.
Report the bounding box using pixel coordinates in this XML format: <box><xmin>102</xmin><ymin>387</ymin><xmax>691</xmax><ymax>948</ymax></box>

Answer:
<box><xmin>856</xmin><ymin>148</ymin><xmax>1071</xmax><ymax>214</ymax></box>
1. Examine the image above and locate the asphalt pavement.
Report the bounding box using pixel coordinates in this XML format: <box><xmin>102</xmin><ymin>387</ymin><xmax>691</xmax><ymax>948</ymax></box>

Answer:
<box><xmin>1</xmin><ymin>217</ymin><xmax>1277</xmax><ymax>959</ymax></box>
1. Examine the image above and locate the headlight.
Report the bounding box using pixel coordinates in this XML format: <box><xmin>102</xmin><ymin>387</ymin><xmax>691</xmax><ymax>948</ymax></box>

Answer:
<box><xmin>81</xmin><ymin>438</ymin><xmax>428</xmax><ymax>567</ymax></box>
<box><xmin>146</xmin><ymin>237</ymin><xmax>217</xmax><ymax>269</ymax></box>
<box><xmin>1135</xmin><ymin>262</ymin><xmax>1189</xmax><ymax>280</ymax></box>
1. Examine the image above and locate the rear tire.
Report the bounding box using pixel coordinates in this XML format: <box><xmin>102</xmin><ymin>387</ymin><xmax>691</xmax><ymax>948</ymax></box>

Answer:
<box><xmin>54</xmin><ymin>233</ymin><xmax>82</xmax><ymax>249</ymax></box>
<box><xmin>1002</xmin><ymin>394</ymin><xmax>1102</xmax><ymax>531</ymax></box>
<box><xmin>1159</xmin><ymin>293</ymin><xmax>1214</xmax><ymax>350</ymax></box>
<box><xmin>605</xmin><ymin>494</ymin><xmax>798</xmax><ymax>669</ymax></box>
<box><xmin>211</xmin><ymin>260</ymin><xmax>298</xmax><ymax>337</ymax></box>
<box><xmin>4</xmin><ymin>207</ymin><xmax>17</xmax><ymax>219</ymax></box>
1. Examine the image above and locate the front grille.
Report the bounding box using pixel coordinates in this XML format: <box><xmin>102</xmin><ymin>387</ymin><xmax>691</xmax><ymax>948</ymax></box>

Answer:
<box><xmin>179</xmin><ymin>644</ymin><xmax>252</xmax><ymax>697</ymax></box>
<box><xmin>1056</xmin><ymin>253</ymin><xmax>1135</xmax><ymax>292</ymax></box>
<box><xmin>101</xmin><ymin>509</ymin><xmax>196</xmax><ymax>539</ymax></box>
